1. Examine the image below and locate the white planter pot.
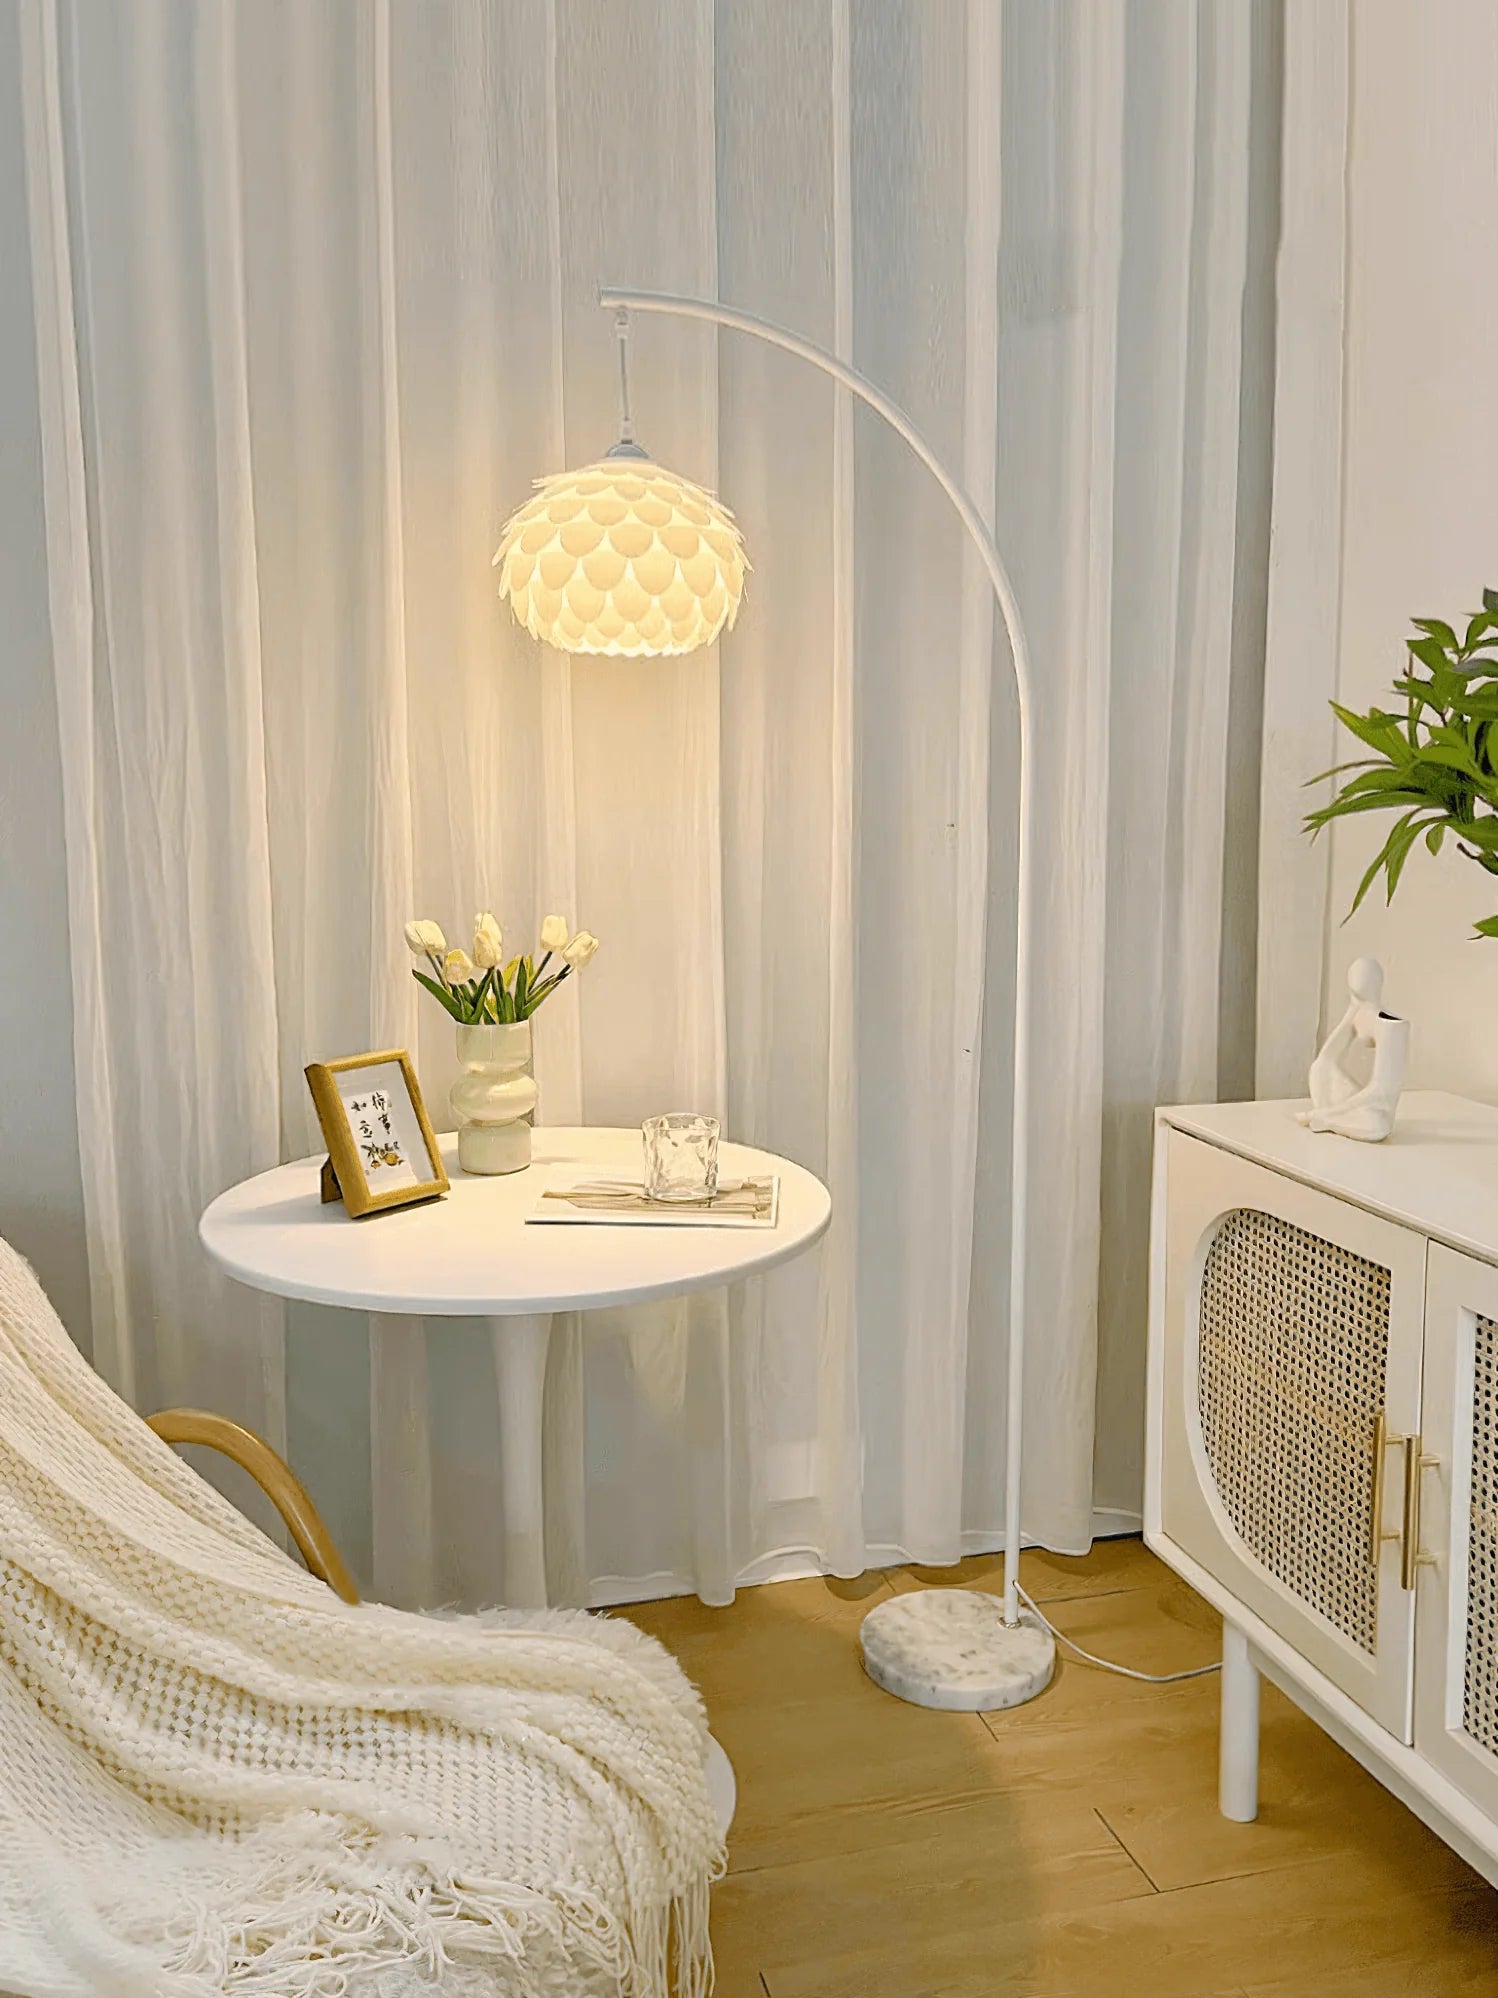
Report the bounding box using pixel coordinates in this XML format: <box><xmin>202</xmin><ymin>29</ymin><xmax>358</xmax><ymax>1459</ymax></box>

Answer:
<box><xmin>451</xmin><ymin>1022</ymin><xmax>537</xmax><ymax>1174</ymax></box>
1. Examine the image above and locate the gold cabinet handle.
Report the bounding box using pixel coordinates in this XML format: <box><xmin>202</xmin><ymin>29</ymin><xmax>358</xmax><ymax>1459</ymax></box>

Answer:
<box><xmin>1400</xmin><ymin>1433</ymin><xmax>1439</xmax><ymax>1593</ymax></box>
<box><xmin>1368</xmin><ymin>1410</ymin><xmax>1405</xmax><ymax>1567</ymax></box>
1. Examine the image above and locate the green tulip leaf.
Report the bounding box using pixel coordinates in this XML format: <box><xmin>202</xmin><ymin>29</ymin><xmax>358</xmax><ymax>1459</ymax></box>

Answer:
<box><xmin>412</xmin><ymin>969</ymin><xmax>464</xmax><ymax>1020</ymax></box>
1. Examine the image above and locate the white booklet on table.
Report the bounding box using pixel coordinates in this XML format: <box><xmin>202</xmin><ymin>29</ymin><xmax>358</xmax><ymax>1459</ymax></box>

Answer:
<box><xmin>527</xmin><ymin>1175</ymin><xmax>780</xmax><ymax>1229</ymax></box>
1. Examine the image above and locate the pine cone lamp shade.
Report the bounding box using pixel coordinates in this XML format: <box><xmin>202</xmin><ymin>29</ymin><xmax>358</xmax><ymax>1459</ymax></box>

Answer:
<box><xmin>493</xmin><ymin>457</ymin><xmax>748</xmax><ymax>658</ymax></box>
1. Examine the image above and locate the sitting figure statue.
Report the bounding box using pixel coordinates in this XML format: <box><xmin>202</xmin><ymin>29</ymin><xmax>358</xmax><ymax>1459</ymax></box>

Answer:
<box><xmin>1297</xmin><ymin>956</ymin><xmax>1409</xmax><ymax>1142</ymax></box>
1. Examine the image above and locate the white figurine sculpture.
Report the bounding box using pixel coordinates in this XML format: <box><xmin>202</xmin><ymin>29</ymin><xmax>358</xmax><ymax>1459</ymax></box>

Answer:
<box><xmin>1297</xmin><ymin>957</ymin><xmax>1409</xmax><ymax>1142</ymax></box>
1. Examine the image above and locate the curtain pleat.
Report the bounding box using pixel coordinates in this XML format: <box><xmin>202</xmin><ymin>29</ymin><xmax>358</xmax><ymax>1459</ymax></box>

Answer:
<box><xmin>22</xmin><ymin>0</ymin><xmax>287</xmax><ymax>1473</ymax></box>
<box><xmin>1091</xmin><ymin>1</ymin><xmax>1257</xmax><ymax>1525</ymax></box>
<box><xmin>20</xmin><ymin>0</ymin><xmax>1286</xmax><ymax>1607</ymax></box>
<box><xmin>1257</xmin><ymin>0</ymin><xmax>1342</xmax><ymax>1100</ymax></box>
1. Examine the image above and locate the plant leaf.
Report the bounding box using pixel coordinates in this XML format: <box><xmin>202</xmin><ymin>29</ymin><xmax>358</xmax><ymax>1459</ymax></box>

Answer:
<box><xmin>1416</xmin><ymin>686</ymin><xmax>1498</xmax><ymax>723</ymax></box>
<box><xmin>1382</xmin><ymin>813</ymin><xmax>1427</xmax><ymax>901</ymax></box>
<box><xmin>1305</xmin><ymin>787</ymin><xmax>1435</xmax><ymax>832</ymax></box>
<box><xmin>1333</xmin><ymin>765</ymin><xmax>1438</xmax><ymax>799</ymax></box>
<box><xmin>1328</xmin><ymin>701</ymin><xmax>1412</xmax><ymax>762</ymax></box>
<box><xmin>1412</xmin><ymin>617</ymin><xmax>1459</xmax><ymax>650</ymax></box>
<box><xmin>523</xmin><ymin>969</ymin><xmax>569</xmax><ymax>1014</ymax></box>
<box><xmin>412</xmin><ymin>969</ymin><xmax>464</xmax><ymax>1021</ymax></box>
<box><xmin>1411</xmin><ymin>742</ymin><xmax>1481</xmax><ymax>778</ymax></box>
<box><xmin>1304</xmin><ymin>757</ymin><xmax>1382</xmax><ymax>787</ymax></box>
<box><xmin>1407</xmin><ymin>634</ymin><xmax>1452</xmax><ymax>676</ymax></box>
<box><xmin>1347</xmin><ymin>810</ymin><xmax>1419</xmax><ymax>916</ymax></box>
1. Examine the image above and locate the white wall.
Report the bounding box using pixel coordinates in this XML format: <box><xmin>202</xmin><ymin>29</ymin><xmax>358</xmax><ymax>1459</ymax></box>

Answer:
<box><xmin>1324</xmin><ymin>2</ymin><xmax>1498</xmax><ymax>1094</ymax></box>
<box><xmin>0</xmin><ymin>5</ymin><xmax>91</xmax><ymax>1347</ymax></box>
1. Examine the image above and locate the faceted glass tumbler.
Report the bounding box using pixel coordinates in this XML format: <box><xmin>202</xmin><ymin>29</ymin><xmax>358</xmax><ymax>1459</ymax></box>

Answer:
<box><xmin>643</xmin><ymin>1113</ymin><xmax>721</xmax><ymax>1202</ymax></box>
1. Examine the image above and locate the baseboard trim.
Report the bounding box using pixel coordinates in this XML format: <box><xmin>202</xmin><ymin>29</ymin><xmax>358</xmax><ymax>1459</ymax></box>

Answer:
<box><xmin>584</xmin><ymin>1509</ymin><xmax>1144</xmax><ymax>1610</ymax></box>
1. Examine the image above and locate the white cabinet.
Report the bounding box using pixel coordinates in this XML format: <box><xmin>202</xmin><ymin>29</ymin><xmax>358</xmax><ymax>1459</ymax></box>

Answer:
<box><xmin>1147</xmin><ymin>1091</ymin><xmax>1498</xmax><ymax>1884</ymax></box>
<box><xmin>1157</xmin><ymin>1129</ymin><xmax>1424</xmax><ymax>1738</ymax></box>
<box><xmin>1416</xmin><ymin>1245</ymin><xmax>1498</xmax><ymax>1823</ymax></box>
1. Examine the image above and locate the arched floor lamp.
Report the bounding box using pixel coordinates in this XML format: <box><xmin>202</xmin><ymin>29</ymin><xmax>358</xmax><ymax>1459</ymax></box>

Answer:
<box><xmin>494</xmin><ymin>287</ymin><xmax>1055</xmax><ymax>1715</ymax></box>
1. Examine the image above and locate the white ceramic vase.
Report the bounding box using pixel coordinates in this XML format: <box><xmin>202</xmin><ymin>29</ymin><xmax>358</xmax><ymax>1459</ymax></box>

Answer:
<box><xmin>451</xmin><ymin>1021</ymin><xmax>537</xmax><ymax>1174</ymax></box>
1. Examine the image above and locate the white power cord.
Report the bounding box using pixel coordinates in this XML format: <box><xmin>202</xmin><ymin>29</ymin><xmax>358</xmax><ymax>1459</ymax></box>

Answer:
<box><xmin>1016</xmin><ymin>1582</ymin><xmax>1222</xmax><ymax>1685</ymax></box>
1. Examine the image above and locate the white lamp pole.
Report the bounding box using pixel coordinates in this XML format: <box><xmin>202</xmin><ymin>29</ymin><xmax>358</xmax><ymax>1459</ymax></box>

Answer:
<box><xmin>596</xmin><ymin>287</ymin><xmax>1052</xmax><ymax>1706</ymax></box>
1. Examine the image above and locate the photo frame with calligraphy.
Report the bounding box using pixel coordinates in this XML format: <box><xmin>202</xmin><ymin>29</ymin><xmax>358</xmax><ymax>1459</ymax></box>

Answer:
<box><xmin>304</xmin><ymin>1050</ymin><xmax>448</xmax><ymax>1218</ymax></box>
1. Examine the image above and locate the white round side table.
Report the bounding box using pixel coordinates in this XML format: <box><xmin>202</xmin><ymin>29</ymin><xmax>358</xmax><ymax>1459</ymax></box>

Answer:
<box><xmin>200</xmin><ymin>1125</ymin><xmax>832</xmax><ymax>1834</ymax></box>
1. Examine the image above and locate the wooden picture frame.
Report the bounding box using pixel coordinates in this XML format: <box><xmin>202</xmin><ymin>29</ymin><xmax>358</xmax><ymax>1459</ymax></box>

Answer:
<box><xmin>304</xmin><ymin>1049</ymin><xmax>449</xmax><ymax>1218</ymax></box>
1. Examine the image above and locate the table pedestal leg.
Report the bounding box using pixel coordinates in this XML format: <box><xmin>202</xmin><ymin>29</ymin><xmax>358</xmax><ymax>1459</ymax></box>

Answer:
<box><xmin>704</xmin><ymin>1733</ymin><xmax>736</xmax><ymax>1839</ymax></box>
<box><xmin>488</xmin><ymin>1313</ymin><xmax>553</xmax><ymax>1608</ymax></box>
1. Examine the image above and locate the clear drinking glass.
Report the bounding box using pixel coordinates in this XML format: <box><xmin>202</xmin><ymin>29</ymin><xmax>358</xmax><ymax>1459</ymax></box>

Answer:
<box><xmin>643</xmin><ymin>1113</ymin><xmax>720</xmax><ymax>1202</ymax></box>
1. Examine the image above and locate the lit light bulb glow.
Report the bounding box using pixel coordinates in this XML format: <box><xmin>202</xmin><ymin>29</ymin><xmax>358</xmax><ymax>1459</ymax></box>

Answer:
<box><xmin>493</xmin><ymin>459</ymin><xmax>748</xmax><ymax>658</ymax></box>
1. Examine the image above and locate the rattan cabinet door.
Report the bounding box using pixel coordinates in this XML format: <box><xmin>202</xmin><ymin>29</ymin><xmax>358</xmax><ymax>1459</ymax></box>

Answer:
<box><xmin>1159</xmin><ymin>1131</ymin><xmax>1426</xmax><ymax>1739</ymax></box>
<box><xmin>1415</xmin><ymin>1245</ymin><xmax>1498</xmax><ymax>1816</ymax></box>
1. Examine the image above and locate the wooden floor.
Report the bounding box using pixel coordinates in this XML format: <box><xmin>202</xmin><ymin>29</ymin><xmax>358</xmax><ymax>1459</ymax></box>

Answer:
<box><xmin>623</xmin><ymin>1540</ymin><xmax>1498</xmax><ymax>1997</ymax></box>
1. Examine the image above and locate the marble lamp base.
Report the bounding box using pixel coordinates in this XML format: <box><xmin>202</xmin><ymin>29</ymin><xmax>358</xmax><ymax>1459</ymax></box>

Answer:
<box><xmin>859</xmin><ymin>1588</ymin><xmax>1056</xmax><ymax>1711</ymax></box>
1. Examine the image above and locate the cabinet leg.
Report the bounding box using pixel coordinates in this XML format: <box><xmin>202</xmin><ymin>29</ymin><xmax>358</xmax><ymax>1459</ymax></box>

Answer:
<box><xmin>1220</xmin><ymin>1621</ymin><xmax>1260</xmax><ymax>1823</ymax></box>
<box><xmin>489</xmin><ymin>1314</ymin><xmax>553</xmax><ymax>1609</ymax></box>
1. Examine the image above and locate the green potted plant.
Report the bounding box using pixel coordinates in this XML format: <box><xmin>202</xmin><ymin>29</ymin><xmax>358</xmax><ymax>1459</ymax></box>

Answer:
<box><xmin>1306</xmin><ymin>590</ymin><xmax>1498</xmax><ymax>937</ymax></box>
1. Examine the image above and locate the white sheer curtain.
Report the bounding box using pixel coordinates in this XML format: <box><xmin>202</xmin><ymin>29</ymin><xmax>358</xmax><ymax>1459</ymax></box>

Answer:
<box><xmin>19</xmin><ymin>0</ymin><xmax>1284</xmax><ymax>1608</ymax></box>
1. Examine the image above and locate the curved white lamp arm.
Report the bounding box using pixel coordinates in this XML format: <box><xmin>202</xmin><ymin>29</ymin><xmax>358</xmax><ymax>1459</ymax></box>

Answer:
<box><xmin>601</xmin><ymin>285</ymin><xmax>1036</xmax><ymax>1629</ymax></box>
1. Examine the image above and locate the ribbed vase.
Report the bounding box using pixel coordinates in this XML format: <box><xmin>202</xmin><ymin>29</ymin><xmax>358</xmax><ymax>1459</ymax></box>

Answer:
<box><xmin>451</xmin><ymin>1022</ymin><xmax>537</xmax><ymax>1175</ymax></box>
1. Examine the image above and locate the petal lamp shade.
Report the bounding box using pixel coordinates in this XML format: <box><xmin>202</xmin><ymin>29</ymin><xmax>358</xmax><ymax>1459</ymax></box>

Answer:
<box><xmin>493</xmin><ymin>457</ymin><xmax>748</xmax><ymax>658</ymax></box>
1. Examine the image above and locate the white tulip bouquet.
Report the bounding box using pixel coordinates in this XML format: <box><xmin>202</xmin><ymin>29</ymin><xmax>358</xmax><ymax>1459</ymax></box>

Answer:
<box><xmin>404</xmin><ymin>913</ymin><xmax>599</xmax><ymax>1024</ymax></box>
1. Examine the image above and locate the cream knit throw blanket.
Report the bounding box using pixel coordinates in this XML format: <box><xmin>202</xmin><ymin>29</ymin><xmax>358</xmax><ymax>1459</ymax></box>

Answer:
<box><xmin>0</xmin><ymin>1240</ymin><xmax>721</xmax><ymax>1998</ymax></box>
